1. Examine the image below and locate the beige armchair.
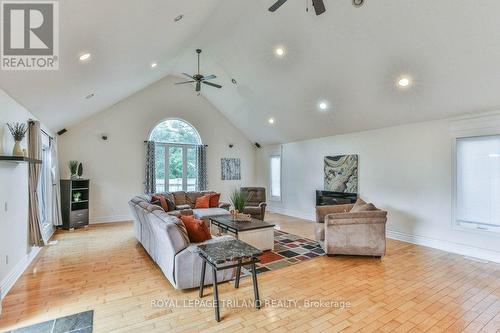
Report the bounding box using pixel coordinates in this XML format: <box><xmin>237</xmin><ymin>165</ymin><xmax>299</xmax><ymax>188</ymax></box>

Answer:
<box><xmin>315</xmin><ymin>201</ymin><xmax>387</xmax><ymax>257</ymax></box>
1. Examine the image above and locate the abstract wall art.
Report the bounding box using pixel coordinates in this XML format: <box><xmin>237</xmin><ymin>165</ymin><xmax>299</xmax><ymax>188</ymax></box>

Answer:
<box><xmin>221</xmin><ymin>158</ymin><xmax>241</xmax><ymax>180</ymax></box>
<box><xmin>324</xmin><ymin>155</ymin><xmax>358</xmax><ymax>193</ymax></box>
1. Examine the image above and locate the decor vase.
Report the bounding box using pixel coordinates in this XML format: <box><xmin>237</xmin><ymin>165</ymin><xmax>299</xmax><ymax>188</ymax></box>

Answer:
<box><xmin>12</xmin><ymin>140</ymin><xmax>23</xmax><ymax>156</ymax></box>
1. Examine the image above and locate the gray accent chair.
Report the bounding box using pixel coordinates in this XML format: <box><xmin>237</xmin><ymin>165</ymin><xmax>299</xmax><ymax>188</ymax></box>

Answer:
<box><xmin>240</xmin><ymin>187</ymin><xmax>267</xmax><ymax>220</ymax></box>
<box><xmin>315</xmin><ymin>203</ymin><xmax>387</xmax><ymax>257</ymax></box>
<box><xmin>129</xmin><ymin>195</ymin><xmax>235</xmax><ymax>289</ymax></box>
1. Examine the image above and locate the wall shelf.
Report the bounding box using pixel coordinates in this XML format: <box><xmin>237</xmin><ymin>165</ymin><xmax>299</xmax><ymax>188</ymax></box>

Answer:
<box><xmin>0</xmin><ymin>155</ymin><xmax>42</xmax><ymax>164</ymax></box>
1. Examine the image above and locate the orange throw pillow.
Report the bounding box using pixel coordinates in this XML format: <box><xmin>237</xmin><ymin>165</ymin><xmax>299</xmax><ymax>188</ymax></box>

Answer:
<box><xmin>151</xmin><ymin>195</ymin><xmax>169</xmax><ymax>211</ymax></box>
<box><xmin>195</xmin><ymin>195</ymin><xmax>210</xmax><ymax>209</ymax></box>
<box><xmin>209</xmin><ymin>193</ymin><xmax>221</xmax><ymax>208</ymax></box>
<box><xmin>180</xmin><ymin>215</ymin><xmax>212</xmax><ymax>243</ymax></box>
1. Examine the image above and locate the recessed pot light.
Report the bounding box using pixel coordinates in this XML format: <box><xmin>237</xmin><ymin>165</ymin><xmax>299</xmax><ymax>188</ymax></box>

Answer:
<box><xmin>398</xmin><ymin>76</ymin><xmax>411</xmax><ymax>88</ymax></box>
<box><xmin>275</xmin><ymin>47</ymin><xmax>285</xmax><ymax>57</ymax></box>
<box><xmin>79</xmin><ymin>53</ymin><xmax>91</xmax><ymax>61</ymax></box>
<box><xmin>151</xmin><ymin>62</ymin><xmax>158</xmax><ymax>68</ymax></box>
<box><xmin>268</xmin><ymin>117</ymin><xmax>275</xmax><ymax>125</ymax></box>
<box><xmin>318</xmin><ymin>101</ymin><xmax>328</xmax><ymax>111</ymax></box>
<box><xmin>231</xmin><ymin>78</ymin><xmax>237</xmax><ymax>84</ymax></box>
<box><xmin>85</xmin><ymin>93</ymin><xmax>95</xmax><ymax>99</ymax></box>
<box><xmin>174</xmin><ymin>14</ymin><xmax>184</xmax><ymax>22</ymax></box>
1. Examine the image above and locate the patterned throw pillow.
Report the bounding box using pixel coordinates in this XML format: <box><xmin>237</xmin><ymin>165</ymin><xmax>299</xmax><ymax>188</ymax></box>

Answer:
<box><xmin>180</xmin><ymin>215</ymin><xmax>212</xmax><ymax>243</ymax></box>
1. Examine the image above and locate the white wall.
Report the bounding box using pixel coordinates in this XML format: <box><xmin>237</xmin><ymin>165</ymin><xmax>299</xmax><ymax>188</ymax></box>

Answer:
<box><xmin>257</xmin><ymin>114</ymin><xmax>500</xmax><ymax>262</ymax></box>
<box><xmin>58</xmin><ymin>76</ymin><xmax>256</xmax><ymax>223</ymax></box>
<box><xmin>0</xmin><ymin>89</ymin><xmax>44</xmax><ymax>301</ymax></box>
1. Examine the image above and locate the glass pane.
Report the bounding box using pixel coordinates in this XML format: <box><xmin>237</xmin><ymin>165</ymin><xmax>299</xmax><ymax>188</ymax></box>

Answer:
<box><xmin>150</xmin><ymin>119</ymin><xmax>201</xmax><ymax>145</ymax></box>
<box><xmin>456</xmin><ymin>136</ymin><xmax>500</xmax><ymax>226</ymax></box>
<box><xmin>155</xmin><ymin>146</ymin><xmax>166</xmax><ymax>192</ymax></box>
<box><xmin>187</xmin><ymin>147</ymin><xmax>197</xmax><ymax>191</ymax></box>
<box><xmin>271</xmin><ymin>156</ymin><xmax>281</xmax><ymax>198</ymax></box>
<box><xmin>168</xmin><ymin>146</ymin><xmax>183</xmax><ymax>192</ymax></box>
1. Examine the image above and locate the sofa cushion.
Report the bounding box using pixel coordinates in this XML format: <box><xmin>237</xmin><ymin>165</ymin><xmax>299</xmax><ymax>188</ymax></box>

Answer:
<box><xmin>195</xmin><ymin>195</ymin><xmax>210</xmax><ymax>209</ymax></box>
<box><xmin>192</xmin><ymin>208</ymin><xmax>231</xmax><ymax>220</ymax></box>
<box><xmin>138</xmin><ymin>201</ymin><xmax>163</xmax><ymax>212</ymax></box>
<box><xmin>180</xmin><ymin>215</ymin><xmax>212</xmax><ymax>243</ymax></box>
<box><xmin>243</xmin><ymin>206</ymin><xmax>261</xmax><ymax>215</ymax></box>
<box><xmin>173</xmin><ymin>191</ymin><xmax>188</xmax><ymax>206</ymax></box>
<box><xmin>175</xmin><ymin>204</ymin><xmax>191</xmax><ymax>210</ymax></box>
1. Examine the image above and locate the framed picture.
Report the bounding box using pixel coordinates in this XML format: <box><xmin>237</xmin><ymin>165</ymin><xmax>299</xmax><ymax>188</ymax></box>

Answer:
<box><xmin>221</xmin><ymin>158</ymin><xmax>241</xmax><ymax>180</ymax></box>
<box><xmin>324</xmin><ymin>155</ymin><xmax>358</xmax><ymax>193</ymax></box>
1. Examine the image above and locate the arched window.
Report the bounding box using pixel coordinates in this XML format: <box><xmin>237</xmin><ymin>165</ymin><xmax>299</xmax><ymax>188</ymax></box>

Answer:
<box><xmin>149</xmin><ymin>119</ymin><xmax>202</xmax><ymax>192</ymax></box>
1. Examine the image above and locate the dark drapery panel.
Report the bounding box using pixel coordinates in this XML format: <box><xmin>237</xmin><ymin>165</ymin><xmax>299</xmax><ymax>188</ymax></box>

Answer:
<box><xmin>196</xmin><ymin>145</ymin><xmax>208</xmax><ymax>191</ymax></box>
<box><xmin>28</xmin><ymin>121</ymin><xmax>44</xmax><ymax>247</ymax></box>
<box><xmin>144</xmin><ymin>141</ymin><xmax>156</xmax><ymax>194</ymax></box>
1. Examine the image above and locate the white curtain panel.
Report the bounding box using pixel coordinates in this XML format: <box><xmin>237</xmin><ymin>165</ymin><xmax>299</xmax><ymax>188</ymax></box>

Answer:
<box><xmin>50</xmin><ymin>136</ymin><xmax>63</xmax><ymax>226</ymax></box>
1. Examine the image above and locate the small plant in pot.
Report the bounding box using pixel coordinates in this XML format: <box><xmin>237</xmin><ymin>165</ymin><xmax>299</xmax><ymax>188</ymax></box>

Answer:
<box><xmin>73</xmin><ymin>192</ymin><xmax>82</xmax><ymax>202</ymax></box>
<box><xmin>229</xmin><ymin>189</ymin><xmax>249</xmax><ymax>221</ymax></box>
<box><xmin>7</xmin><ymin>122</ymin><xmax>27</xmax><ymax>156</ymax></box>
<box><xmin>68</xmin><ymin>160</ymin><xmax>79</xmax><ymax>179</ymax></box>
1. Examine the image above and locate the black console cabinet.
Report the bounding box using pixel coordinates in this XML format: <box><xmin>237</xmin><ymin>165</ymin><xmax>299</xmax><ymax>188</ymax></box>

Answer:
<box><xmin>316</xmin><ymin>190</ymin><xmax>357</xmax><ymax>206</ymax></box>
<box><xmin>61</xmin><ymin>179</ymin><xmax>90</xmax><ymax>229</ymax></box>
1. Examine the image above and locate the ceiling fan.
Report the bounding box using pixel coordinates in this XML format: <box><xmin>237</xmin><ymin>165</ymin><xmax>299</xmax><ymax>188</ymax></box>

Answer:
<box><xmin>269</xmin><ymin>0</ymin><xmax>365</xmax><ymax>15</ymax></box>
<box><xmin>175</xmin><ymin>49</ymin><xmax>222</xmax><ymax>92</ymax></box>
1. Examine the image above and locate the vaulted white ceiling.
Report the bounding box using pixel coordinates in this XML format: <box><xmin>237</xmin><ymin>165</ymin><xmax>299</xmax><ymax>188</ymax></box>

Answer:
<box><xmin>2</xmin><ymin>0</ymin><xmax>500</xmax><ymax>144</ymax></box>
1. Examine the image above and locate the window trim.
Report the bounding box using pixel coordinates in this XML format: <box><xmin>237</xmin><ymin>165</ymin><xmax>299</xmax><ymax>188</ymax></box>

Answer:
<box><xmin>269</xmin><ymin>154</ymin><xmax>282</xmax><ymax>202</ymax></box>
<box><xmin>452</xmin><ymin>133</ymin><xmax>500</xmax><ymax>235</ymax></box>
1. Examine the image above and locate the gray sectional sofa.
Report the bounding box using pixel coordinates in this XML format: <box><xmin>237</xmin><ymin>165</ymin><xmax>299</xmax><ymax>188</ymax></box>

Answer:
<box><xmin>129</xmin><ymin>194</ymin><xmax>235</xmax><ymax>289</ymax></box>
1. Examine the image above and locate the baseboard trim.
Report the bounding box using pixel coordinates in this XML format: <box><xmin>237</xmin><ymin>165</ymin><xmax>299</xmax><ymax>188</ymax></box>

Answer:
<box><xmin>267</xmin><ymin>207</ymin><xmax>314</xmax><ymax>221</ymax></box>
<box><xmin>0</xmin><ymin>246</ymin><xmax>42</xmax><ymax>301</ymax></box>
<box><xmin>90</xmin><ymin>215</ymin><xmax>132</xmax><ymax>224</ymax></box>
<box><xmin>387</xmin><ymin>229</ymin><xmax>500</xmax><ymax>263</ymax></box>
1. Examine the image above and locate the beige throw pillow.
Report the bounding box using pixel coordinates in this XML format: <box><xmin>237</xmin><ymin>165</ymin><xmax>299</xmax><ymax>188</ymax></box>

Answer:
<box><xmin>350</xmin><ymin>198</ymin><xmax>377</xmax><ymax>212</ymax></box>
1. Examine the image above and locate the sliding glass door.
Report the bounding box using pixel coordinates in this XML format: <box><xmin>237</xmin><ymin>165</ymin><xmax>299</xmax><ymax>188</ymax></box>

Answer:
<box><xmin>155</xmin><ymin>144</ymin><xmax>198</xmax><ymax>192</ymax></box>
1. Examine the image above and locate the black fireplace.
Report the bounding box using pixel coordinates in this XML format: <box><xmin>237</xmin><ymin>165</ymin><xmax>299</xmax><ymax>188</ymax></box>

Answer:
<box><xmin>316</xmin><ymin>190</ymin><xmax>357</xmax><ymax>206</ymax></box>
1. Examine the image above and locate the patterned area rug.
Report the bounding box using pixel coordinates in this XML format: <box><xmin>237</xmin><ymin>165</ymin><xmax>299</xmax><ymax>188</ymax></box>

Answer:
<box><xmin>3</xmin><ymin>311</ymin><xmax>93</xmax><ymax>333</ymax></box>
<box><xmin>240</xmin><ymin>230</ymin><xmax>325</xmax><ymax>276</ymax></box>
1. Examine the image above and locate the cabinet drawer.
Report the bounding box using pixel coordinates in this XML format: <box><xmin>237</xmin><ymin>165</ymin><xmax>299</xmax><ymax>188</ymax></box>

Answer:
<box><xmin>70</xmin><ymin>209</ymin><xmax>88</xmax><ymax>225</ymax></box>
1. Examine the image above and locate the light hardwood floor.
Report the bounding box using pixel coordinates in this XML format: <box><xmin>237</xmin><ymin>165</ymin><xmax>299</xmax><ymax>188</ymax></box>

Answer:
<box><xmin>0</xmin><ymin>213</ymin><xmax>499</xmax><ymax>333</ymax></box>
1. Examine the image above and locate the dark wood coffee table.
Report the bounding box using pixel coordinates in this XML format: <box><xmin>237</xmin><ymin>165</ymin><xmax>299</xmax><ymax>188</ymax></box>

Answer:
<box><xmin>209</xmin><ymin>216</ymin><xmax>275</xmax><ymax>251</ymax></box>
<box><xmin>197</xmin><ymin>239</ymin><xmax>262</xmax><ymax>322</ymax></box>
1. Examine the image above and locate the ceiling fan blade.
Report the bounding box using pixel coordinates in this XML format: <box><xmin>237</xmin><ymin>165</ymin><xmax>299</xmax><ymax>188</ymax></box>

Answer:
<box><xmin>175</xmin><ymin>81</ymin><xmax>196</xmax><ymax>85</ymax></box>
<box><xmin>203</xmin><ymin>81</ymin><xmax>222</xmax><ymax>89</ymax></box>
<box><xmin>269</xmin><ymin>0</ymin><xmax>287</xmax><ymax>12</ymax></box>
<box><xmin>203</xmin><ymin>74</ymin><xmax>217</xmax><ymax>81</ymax></box>
<box><xmin>312</xmin><ymin>0</ymin><xmax>326</xmax><ymax>15</ymax></box>
<box><xmin>182</xmin><ymin>73</ymin><xmax>194</xmax><ymax>79</ymax></box>
<box><xmin>196</xmin><ymin>81</ymin><xmax>201</xmax><ymax>92</ymax></box>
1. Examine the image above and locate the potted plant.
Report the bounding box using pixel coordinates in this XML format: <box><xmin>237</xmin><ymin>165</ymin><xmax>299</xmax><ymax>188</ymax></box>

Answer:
<box><xmin>229</xmin><ymin>189</ymin><xmax>249</xmax><ymax>220</ymax></box>
<box><xmin>73</xmin><ymin>192</ymin><xmax>82</xmax><ymax>202</ymax></box>
<box><xmin>69</xmin><ymin>160</ymin><xmax>79</xmax><ymax>179</ymax></box>
<box><xmin>7</xmin><ymin>122</ymin><xmax>27</xmax><ymax>156</ymax></box>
